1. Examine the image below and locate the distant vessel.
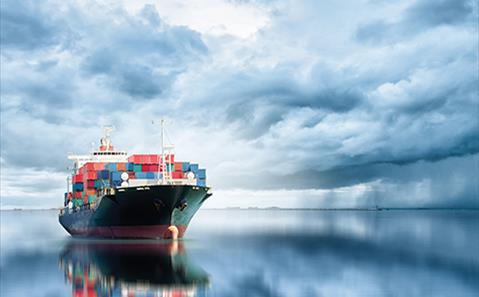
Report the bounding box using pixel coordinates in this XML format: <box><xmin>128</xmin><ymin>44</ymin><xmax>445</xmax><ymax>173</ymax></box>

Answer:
<box><xmin>59</xmin><ymin>123</ymin><xmax>212</xmax><ymax>239</ymax></box>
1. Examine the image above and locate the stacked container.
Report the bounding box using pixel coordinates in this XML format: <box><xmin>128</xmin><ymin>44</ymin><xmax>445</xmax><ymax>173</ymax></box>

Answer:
<box><xmin>69</xmin><ymin>154</ymin><xmax>206</xmax><ymax>207</ymax></box>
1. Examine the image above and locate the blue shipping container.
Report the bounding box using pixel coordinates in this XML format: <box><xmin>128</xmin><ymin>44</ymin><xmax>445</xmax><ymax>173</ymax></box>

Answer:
<box><xmin>97</xmin><ymin>170</ymin><xmax>109</xmax><ymax>179</ymax></box>
<box><xmin>111</xmin><ymin>172</ymin><xmax>122</xmax><ymax>181</ymax></box>
<box><xmin>146</xmin><ymin>172</ymin><xmax>155</xmax><ymax>179</ymax></box>
<box><xmin>73</xmin><ymin>183</ymin><xmax>83</xmax><ymax>191</ymax></box>
<box><xmin>197</xmin><ymin>180</ymin><xmax>206</xmax><ymax>187</ymax></box>
<box><xmin>182</xmin><ymin>162</ymin><xmax>190</xmax><ymax>171</ymax></box>
<box><xmin>106</xmin><ymin>163</ymin><xmax>117</xmax><ymax>171</ymax></box>
<box><xmin>127</xmin><ymin>162</ymin><xmax>134</xmax><ymax>171</ymax></box>
<box><xmin>111</xmin><ymin>180</ymin><xmax>122</xmax><ymax>188</ymax></box>
<box><xmin>135</xmin><ymin>172</ymin><xmax>147</xmax><ymax>179</ymax></box>
<box><xmin>189</xmin><ymin>164</ymin><xmax>199</xmax><ymax>173</ymax></box>
<box><xmin>197</xmin><ymin>169</ymin><xmax>206</xmax><ymax>179</ymax></box>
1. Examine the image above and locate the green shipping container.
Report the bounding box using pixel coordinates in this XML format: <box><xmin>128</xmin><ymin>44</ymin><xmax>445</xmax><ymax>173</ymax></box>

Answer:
<box><xmin>73</xmin><ymin>198</ymin><xmax>83</xmax><ymax>207</ymax></box>
<box><xmin>133</xmin><ymin>164</ymin><xmax>142</xmax><ymax>172</ymax></box>
<box><xmin>88</xmin><ymin>195</ymin><xmax>97</xmax><ymax>203</ymax></box>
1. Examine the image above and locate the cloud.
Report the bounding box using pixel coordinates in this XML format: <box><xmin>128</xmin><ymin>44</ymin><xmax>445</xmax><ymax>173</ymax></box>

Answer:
<box><xmin>355</xmin><ymin>0</ymin><xmax>475</xmax><ymax>43</ymax></box>
<box><xmin>0</xmin><ymin>0</ymin><xmax>65</xmax><ymax>50</ymax></box>
<box><xmin>81</xmin><ymin>5</ymin><xmax>207</xmax><ymax>98</ymax></box>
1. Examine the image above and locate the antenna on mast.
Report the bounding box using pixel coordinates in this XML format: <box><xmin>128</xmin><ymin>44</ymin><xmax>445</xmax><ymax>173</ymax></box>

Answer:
<box><xmin>100</xmin><ymin>125</ymin><xmax>115</xmax><ymax>151</ymax></box>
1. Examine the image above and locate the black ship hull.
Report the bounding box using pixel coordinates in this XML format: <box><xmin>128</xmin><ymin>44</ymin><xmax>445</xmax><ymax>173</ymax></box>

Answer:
<box><xmin>59</xmin><ymin>185</ymin><xmax>211</xmax><ymax>239</ymax></box>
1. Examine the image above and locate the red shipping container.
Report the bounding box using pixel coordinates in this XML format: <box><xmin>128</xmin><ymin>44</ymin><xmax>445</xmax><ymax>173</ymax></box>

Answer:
<box><xmin>86</xmin><ymin>189</ymin><xmax>96</xmax><ymax>196</ymax></box>
<box><xmin>141</xmin><ymin>164</ymin><xmax>149</xmax><ymax>172</ymax></box>
<box><xmin>85</xmin><ymin>171</ymin><xmax>97</xmax><ymax>180</ymax></box>
<box><xmin>129</xmin><ymin>154</ymin><xmax>175</xmax><ymax>164</ymax></box>
<box><xmin>149</xmin><ymin>155</ymin><xmax>160</xmax><ymax>163</ymax></box>
<box><xmin>72</xmin><ymin>174</ymin><xmax>83</xmax><ymax>183</ymax></box>
<box><xmin>74</xmin><ymin>191</ymin><xmax>82</xmax><ymax>198</ymax></box>
<box><xmin>93</xmin><ymin>162</ymin><xmax>105</xmax><ymax>170</ymax></box>
<box><xmin>128</xmin><ymin>172</ymin><xmax>136</xmax><ymax>179</ymax></box>
<box><xmin>83</xmin><ymin>162</ymin><xmax>96</xmax><ymax>171</ymax></box>
<box><xmin>128</xmin><ymin>154</ymin><xmax>146</xmax><ymax>163</ymax></box>
<box><xmin>86</xmin><ymin>180</ymin><xmax>95</xmax><ymax>188</ymax></box>
<box><xmin>171</xmin><ymin>172</ymin><xmax>184</xmax><ymax>179</ymax></box>
<box><xmin>150</xmin><ymin>164</ymin><xmax>159</xmax><ymax>172</ymax></box>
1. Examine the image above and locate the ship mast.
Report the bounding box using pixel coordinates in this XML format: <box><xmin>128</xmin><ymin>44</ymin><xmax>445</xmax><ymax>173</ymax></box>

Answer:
<box><xmin>161</xmin><ymin>119</ymin><xmax>166</xmax><ymax>184</ymax></box>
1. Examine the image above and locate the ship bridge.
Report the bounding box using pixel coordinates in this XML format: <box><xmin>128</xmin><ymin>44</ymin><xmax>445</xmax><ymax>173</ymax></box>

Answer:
<box><xmin>68</xmin><ymin>127</ymin><xmax>128</xmax><ymax>171</ymax></box>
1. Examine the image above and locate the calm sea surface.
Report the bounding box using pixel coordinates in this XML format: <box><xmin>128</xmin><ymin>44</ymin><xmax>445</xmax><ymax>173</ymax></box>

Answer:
<box><xmin>1</xmin><ymin>209</ymin><xmax>478</xmax><ymax>297</ymax></box>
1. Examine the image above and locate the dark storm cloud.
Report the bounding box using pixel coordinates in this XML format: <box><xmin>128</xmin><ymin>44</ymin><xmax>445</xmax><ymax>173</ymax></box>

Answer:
<box><xmin>218</xmin><ymin>154</ymin><xmax>479</xmax><ymax>208</ymax></box>
<box><xmin>0</xmin><ymin>0</ymin><xmax>68</xmax><ymax>50</ymax></box>
<box><xmin>356</xmin><ymin>0</ymin><xmax>475</xmax><ymax>43</ymax></box>
<box><xmin>81</xmin><ymin>5</ymin><xmax>207</xmax><ymax>98</ymax></box>
<box><xmin>204</xmin><ymin>64</ymin><xmax>364</xmax><ymax>139</ymax></box>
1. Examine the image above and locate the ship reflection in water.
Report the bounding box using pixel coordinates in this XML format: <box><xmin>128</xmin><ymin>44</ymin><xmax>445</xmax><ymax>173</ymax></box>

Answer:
<box><xmin>59</xmin><ymin>240</ymin><xmax>209</xmax><ymax>297</ymax></box>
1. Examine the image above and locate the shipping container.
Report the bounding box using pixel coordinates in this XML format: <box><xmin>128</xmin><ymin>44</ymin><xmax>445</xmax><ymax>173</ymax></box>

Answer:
<box><xmin>97</xmin><ymin>170</ymin><xmax>109</xmax><ymax>179</ymax></box>
<box><xmin>86</xmin><ymin>180</ymin><xmax>95</xmax><ymax>188</ymax></box>
<box><xmin>126</xmin><ymin>162</ymin><xmax>134</xmax><ymax>171</ymax></box>
<box><xmin>88</xmin><ymin>195</ymin><xmax>97</xmax><ymax>203</ymax></box>
<box><xmin>174</xmin><ymin>162</ymin><xmax>183</xmax><ymax>172</ymax></box>
<box><xmin>197</xmin><ymin>169</ymin><xmax>206</xmax><ymax>179</ymax></box>
<box><xmin>197</xmin><ymin>180</ymin><xmax>206</xmax><ymax>187</ymax></box>
<box><xmin>86</xmin><ymin>189</ymin><xmax>96</xmax><ymax>196</ymax></box>
<box><xmin>72</xmin><ymin>174</ymin><xmax>83</xmax><ymax>183</ymax></box>
<box><xmin>133</xmin><ymin>164</ymin><xmax>142</xmax><ymax>172</ymax></box>
<box><xmin>182</xmin><ymin>162</ymin><xmax>190</xmax><ymax>171</ymax></box>
<box><xmin>82</xmin><ymin>163</ymin><xmax>96</xmax><ymax>171</ymax></box>
<box><xmin>94</xmin><ymin>179</ymin><xmax>110</xmax><ymax>188</ymax></box>
<box><xmin>135</xmin><ymin>172</ymin><xmax>147</xmax><ymax>179</ymax></box>
<box><xmin>110</xmin><ymin>172</ymin><xmax>122</xmax><ymax>181</ymax></box>
<box><xmin>74</xmin><ymin>191</ymin><xmax>82</xmax><ymax>198</ymax></box>
<box><xmin>73</xmin><ymin>198</ymin><xmax>83</xmax><ymax>207</ymax></box>
<box><xmin>73</xmin><ymin>183</ymin><xmax>84</xmax><ymax>191</ymax></box>
<box><xmin>85</xmin><ymin>171</ymin><xmax>97</xmax><ymax>180</ymax></box>
<box><xmin>105</xmin><ymin>163</ymin><xmax>117</xmax><ymax>171</ymax></box>
<box><xmin>189</xmin><ymin>164</ymin><xmax>199</xmax><ymax>173</ymax></box>
<box><xmin>93</xmin><ymin>162</ymin><xmax>105</xmax><ymax>170</ymax></box>
<box><xmin>128</xmin><ymin>154</ymin><xmax>149</xmax><ymax>163</ymax></box>
<box><xmin>171</xmin><ymin>172</ymin><xmax>184</xmax><ymax>179</ymax></box>
<box><xmin>111</xmin><ymin>180</ymin><xmax>122</xmax><ymax>188</ymax></box>
<box><xmin>117</xmin><ymin>163</ymin><xmax>126</xmax><ymax>171</ymax></box>
<box><xmin>128</xmin><ymin>172</ymin><xmax>136</xmax><ymax>179</ymax></box>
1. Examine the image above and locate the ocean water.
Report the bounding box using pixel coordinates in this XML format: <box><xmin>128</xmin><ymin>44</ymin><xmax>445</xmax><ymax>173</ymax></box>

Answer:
<box><xmin>1</xmin><ymin>209</ymin><xmax>478</xmax><ymax>297</ymax></box>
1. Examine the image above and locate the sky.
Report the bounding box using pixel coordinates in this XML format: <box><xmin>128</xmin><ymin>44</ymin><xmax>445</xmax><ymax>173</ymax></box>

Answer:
<box><xmin>0</xmin><ymin>0</ymin><xmax>478</xmax><ymax>209</ymax></box>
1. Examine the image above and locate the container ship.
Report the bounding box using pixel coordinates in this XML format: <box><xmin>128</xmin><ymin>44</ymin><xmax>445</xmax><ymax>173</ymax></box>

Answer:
<box><xmin>59</xmin><ymin>125</ymin><xmax>212</xmax><ymax>239</ymax></box>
